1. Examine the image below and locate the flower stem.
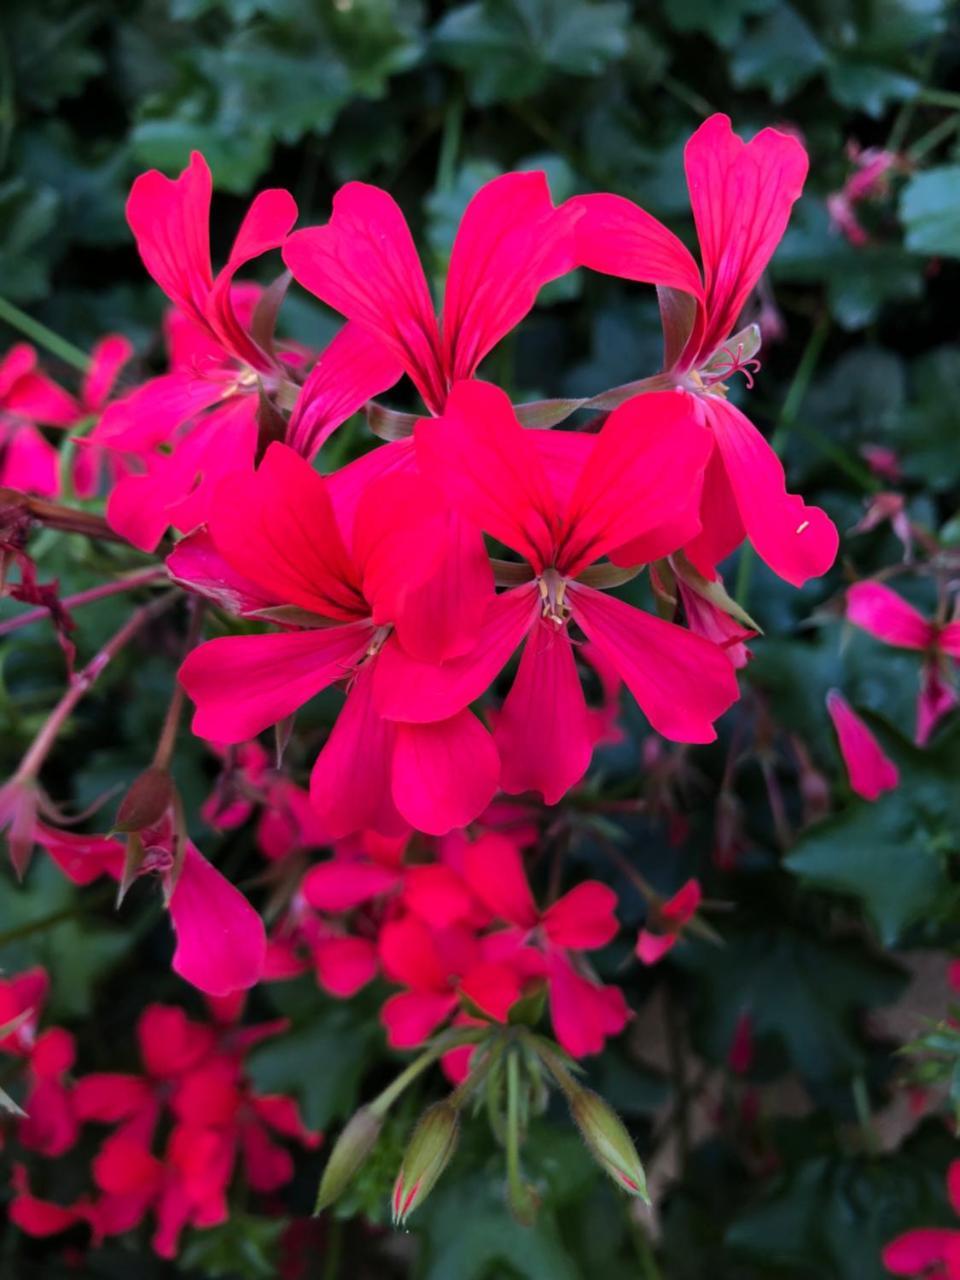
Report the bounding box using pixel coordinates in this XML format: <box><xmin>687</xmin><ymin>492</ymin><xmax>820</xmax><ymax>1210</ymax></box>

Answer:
<box><xmin>14</xmin><ymin>591</ymin><xmax>178</xmax><ymax>784</ymax></box>
<box><xmin>0</xmin><ymin>567</ymin><xmax>168</xmax><ymax>638</ymax></box>
<box><xmin>0</xmin><ymin>489</ymin><xmax>131</xmax><ymax>545</ymax></box>
<box><xmin>152</xmin><ymin>598</ymin><xmax>204</xmax><ymax>770</ymax></box>
<box><xmin>505</xmin><ymin>1048</ymin><xmax>524</xmax><ymax>1199</ymax></box>
<box><xmin>0</xmin><ymin>295</ymin><xmax>90</xmax><ymax>374</ymax></box>
<box><xmin>370</xmin><ymin>1027</ymin><xmax>486</xmax><ymax>1118</ymax></box>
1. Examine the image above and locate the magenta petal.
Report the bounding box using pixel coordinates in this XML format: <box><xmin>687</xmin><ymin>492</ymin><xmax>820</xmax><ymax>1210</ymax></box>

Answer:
<box><xmin>542</xmin><ymin>882</ymin><xmax>618</xmax><ymax>950</ymax></box>
<box><xmin>703</xmin><ymin>396</ymin><xmax>838</xmax><ymax>587</ymax></box>
<box><xmin>374</xmin><ymin>585</ymin><xmax>539</xmax><ymax>724</ymax></box>
<box><xmin>846</xmin><ymin>581</ymin><xmax>935</xmax><ymax>650</ymax></box>
<box><xmin>180</xmin><ymin>624</ymin><xmax>372</xmax><ymax>743</ymax></box>
<box><xmin>392</xmin><ymin>710</ymin><xmax>499</xmax><ymax>836</ymax></box>
<box><xmin>495</xmin><ymin>622</ymin><xmax>594</xmax><ymax>805</ymax></box>
<box><xmin>302</xmin><ymin>860</ymin><xmax>400</xmax><ymax>911</ymax></box>
<box><xmin>826</xmin><ymin>690</ymin><xmax>899</xmax><ymax>801</ymax></box>
<box><xmin>168</xmin><ymin>844</ymin><xmax>266</xmax><ymax>995</ymax></box>
<box><xmin>310</xmin><ymin>661</ymin><xmax>407</xmax><ymax>839</ymax></box>
<box><xmin>462</xmin><ymin>832</ymin><xmax>539</xmax><ymax>930</ymax></box>
<box><xmin>569</xmin><ymin>584</ymin><xmax>739</xmax><ymax>743</ymax></box>
<box><xmin>381</xmin><ymin>991</ymin><xmax>458</xmax><ymax>1048</ymax></box>
<box><xmin>882</xmin><ymin>1229</ymin><xmax>960</xmax><ymax>1274</ymax></box>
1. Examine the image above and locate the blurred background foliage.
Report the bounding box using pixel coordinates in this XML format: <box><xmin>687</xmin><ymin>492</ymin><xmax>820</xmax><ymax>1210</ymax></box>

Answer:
<box><xmin>3</xmin><ymin>1</ymin><xmax>960</xmax><ymax>1277</ymax></box>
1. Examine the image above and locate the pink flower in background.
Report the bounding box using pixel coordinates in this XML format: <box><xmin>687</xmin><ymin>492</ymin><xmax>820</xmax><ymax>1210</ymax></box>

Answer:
<box><xmin>0</xmin><ymin>344</ymin><xmax>80</xmax><ymax>496</ymax></box>
<box><xmin>636</xmin><ymin>878</ymin><xmax>702</xmax><ymax>965</ymax></box>
<box><xmin>573</xmin><ymin>113</ymin><xmax>837</xmax><ymax>588</ymax></box>
<box><xmin>883</xmin><ymin>1160</ymin><xmax>960</xmax><ymax>1277</ymax></box>
<box><xmin>846</xmin><ymin>581</ymin><xmax>960</xmax><ymax>744</ymax></box>
<box><xmin>825</xmin><ymin>689</ymin><xmax>899</xmax><ymax>801</ymax></box>
<box><xmin>90</xmin><ymin>152</ymin><xmax>398</xmax><ymax>550</ymax></box>
<box><xmin>461</xmin><ymin>831</ymin><xmax>628</xmax><ymax>1058</ymax></box>
<box><xmin>36</xmin><ymin>822</ymin><xmax>266</xmax><ymax>996</ymax></box>
<box><xmin>283</xmin><ymin>170</ymin><xmax>580</xmax><ymax>416</ymax></box>
<box><xmin>376</xmin><ymin>380</ymin><xmax>738</xmax><ymax>804</ymax></box>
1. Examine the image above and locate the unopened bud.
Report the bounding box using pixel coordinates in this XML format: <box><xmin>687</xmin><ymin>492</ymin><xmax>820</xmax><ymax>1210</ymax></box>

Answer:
<box><xmin>392</xmin><ymin>1101</ymin><xmax>460</xmax><ymax>1226</ymax></box>
<box><xmin>314</xmin><ymin>1106</ymin><xmax>382</xmax><ymax>1213</ymax></box>
<box><xmin>114</xmin><ymin>766</ymin><xmax>175</xmax><ymax>834</ymax></box>
<box><xmin>568</xmin><ymin>1087</ymin><xmax>649</xmax><ymax>1202</ymax></box>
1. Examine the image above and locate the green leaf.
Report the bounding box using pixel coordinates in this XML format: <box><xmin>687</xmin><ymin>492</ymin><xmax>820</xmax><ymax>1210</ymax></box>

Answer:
<box><xmin>433</xmin><ymin>0</ymin><xmax>629</xmax><ymax>105</ymax></box>
<box><xmin>0</xmin><ymin>179</ymin><xmax>60</xmax><ymax>302</ymax></box>
<box><xmin>786</xmin><ymin>727</ymin><xmax>960</xmax><ymax>945</ymax></box>
<box><xmin>729</xmin><ymin>4</ymin><xmax>826</xmax><ymax>102</ymax></box>
<box><xmin>0</xmin><ymin>859</ymin><xmax>135</xmax><ymax>1021</ymax></box>
<box><xmin>246</xmin><ymin>999</ymin><xmax>379</xmax><ymax>1130</ymax></box>
<box><xmin>900</xmin><ymin>165</ymin><xmax>960</xmax><ymax>258</ymax></box>
<box><xmin>675</xmin><ymin>928</ymin><xmax>905</xmax><ymax>1081</ymax></box>
<box><xmin>179</xmin><ymin>1214</ymin><xmax>286</xmax><ymax>1279</ymax></box>
<box><xmin>727</xmin><ymin>1141</ymin><xmax>954</xmax><ymax>1280</ymax></box>
<box><xmin>663</xmin><ymin>0</ymin><xmax>774</xmax><ymax>48</ymax></box>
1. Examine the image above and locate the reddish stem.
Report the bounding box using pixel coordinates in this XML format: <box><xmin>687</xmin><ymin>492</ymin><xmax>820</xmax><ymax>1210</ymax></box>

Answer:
<box><xmin>0</xmin><ymin>567</ymin><xmax>169</xmax><ymax>638</ymax></box>
<box><xmin>14</xmin><ymin>591</ymin><xmax>178</xmax><ymax>784</ymax></box>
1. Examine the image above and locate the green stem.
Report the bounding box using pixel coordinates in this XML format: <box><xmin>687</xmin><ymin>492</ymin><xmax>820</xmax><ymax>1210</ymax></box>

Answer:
<box><xmin>0</xmin><ymin>295</ymin><xmax>90</xmax><ymax>373</ymax></box>
<box><xmin>322</xmin><ymin>1217</ymin><xmax>343</xmax><ymax>1280</ymax></box>
<box><xmin>0</xmin><ymin>884</ymin><xmax>115</xmax><ymax>948</ymax></box>
<box><xmin>436</xmin><ymin>96</ymin><xmax>463</xmax><ymax>192</ymax></box>
<box><xmin>852</xmin><ymin>1074</ymin><xmax>879</xmax><ymax>1156</ymax></box>
<box><xmin>370</xmin><ymin>1028</ymin><xmax>486</xmax><ymax>1118</ymax></box>
<box><xmin>505</xmin><ymin>1048</ymin><xmax>524</xmax><ymax>1198</ymax></box>
<box><xmin>907</xmin><ymin>111</ymin><xmax>960</xmax><ymax>162</ymax></box>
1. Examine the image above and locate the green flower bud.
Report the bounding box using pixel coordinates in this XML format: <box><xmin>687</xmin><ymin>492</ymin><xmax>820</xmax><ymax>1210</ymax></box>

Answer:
<box><xmin>314</xmin><ymin>1106</ymin><xmax>382</xmax><ymax>1214</ymax></box>
<box><xmin>568</xmin><ymin>1087</ymin><xmax>649</xmax><ymax>1202</ymax></box>
<box><xmin>391</xmin><ymin>1100</ymin><xmax>460</xmax><ymax>1226</ymax></box>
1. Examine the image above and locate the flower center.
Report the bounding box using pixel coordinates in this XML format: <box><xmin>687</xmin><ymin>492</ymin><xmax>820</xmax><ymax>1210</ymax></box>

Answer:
<box><xmin>538</xmin><ymin>567</ymin><xmax>570</xmax><ymax>626</ymax></box>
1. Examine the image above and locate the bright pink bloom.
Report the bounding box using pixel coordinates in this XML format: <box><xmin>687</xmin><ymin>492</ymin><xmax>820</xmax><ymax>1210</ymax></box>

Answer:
<box><xmin>283</xmin><ymin>170</ymin><xmax>580</xmax><ymax>416</ymax></box>
<box><xmin>91</xmin><ymin>152</ymin><xmax>397</xmax><ymax>550</ymax></box>
<box><xmin>0</xmin><ymin>344</ymin><xmax>80</xmax><ymax>497</ymax></box>
<box><xmin>636</xmin><ymin>878</ymin><xmax>702</xmax><ymax>965</ymax></box>
<box><xmin>825</xmin><ymin>690</ymin><xmax>899</xmax><ymax>801</ymax></box>
<box><xmin>573</xmin><ymin>114</ymin><xmax>837</xmax><ymax>587</ymax></box>
<box><xmin>178</xmin><ymin>442</ymin><xmax>499</xmax><ymax>837</ymax></box>
<box><xmin>378</xmin><ymin>913</ymin><xmax>522</xmax><ymax>1048</ymax></box>
<box><xmin>36</xmin><ymin>822</ymin><xmax>266</xmax><ymax>996</ymax></box>
<box><xmin>883</xmin><ymin>1160</ymin><xmax>960</xmax><ymax>1277</ymax></box>
<box><xmin>377</xmin><ymin>380</ymin><xmax>739</xmax><ymax>804</ymax></box>
<box><xmin>459</xmin><ymin>832</ymin><xmax>628</xmax><ymax>1057</ymax></box>
<box><xmin>846</xmin><ymin>581</ymin><xmax>960</xmax><ymax>745</ymax></box>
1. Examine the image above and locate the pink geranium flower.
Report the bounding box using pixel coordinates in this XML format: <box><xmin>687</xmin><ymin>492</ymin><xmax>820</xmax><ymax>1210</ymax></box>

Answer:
<box><xmin>573</xmin><ymin>113</ymin><xmax>838</xmax><ymax>587</ymax></box>
<box><xmin>460</xmin><ymin>831</ymin><xmax>629</xmax><ymax>1058</ymax></box>
<box><xmin>91</xmin><ymin>153</ymin><xmax>398</xmax><ymax>550</ymax></box>
<box><xmin>36</xmin><ymin>822</ymin><xmax>266</xmax><ymax>996</ymax></box>
<box><xmin>846</xmin><ymin>581</ymin><xmax>960</xmax><ymax>745</ymax></box>
<box><xmin>376</xmin><ymin>380</ymin><xmax>740</xmax><ymax>804</ymax></box>
<box><xmin>283</xmin><ymin>170</ymin><xmax>580</xmax><ymax>416</ymax></box>
<box><xmin>636</xmin><ymin>878</ymin><xmax>702</xmax><ymax>965</ymax></box>
<box><xmin>825</xmin><ymin>689</ymin><xmax>899</xmax><ymax>801</ymax></box>
<box><xmin>883</xmin><ymin>1160</ymin><xmax>960</xmax><ymax>1278</ymax></box>
<box><xmin>0</xmin><ymin>344</ymin><xmax>81</xmax><ymax>496</ymax></box>
<box><xmin>178</xmin><ymin>442</ymin><xmax>499</xmax><ymax>837</ymax></box>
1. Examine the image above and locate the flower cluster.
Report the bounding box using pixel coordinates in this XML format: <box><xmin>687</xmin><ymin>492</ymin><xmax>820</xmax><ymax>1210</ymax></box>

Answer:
<box><xmin>0</xmin><ymin>111</ymin><xmax>869</xmax><ymax>1235</ymax></box>
<box><xmin>1</xmin><ymin>970</ymin><xmax>318</xmax><ymax>1260</ymax></box>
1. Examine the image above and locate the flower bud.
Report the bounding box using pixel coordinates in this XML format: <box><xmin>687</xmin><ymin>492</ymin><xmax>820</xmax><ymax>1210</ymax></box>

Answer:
<box><xmin>314</xmin><ymin>1106</ymin><xmax>382</xmax><ymax>1214</ymax></box>
<box><xmin>392</xmin><ymin>1100</ymin><xmax>460</xmax><ymax>1226</ymax></box>
<box><xmin>568</xmin><ymin>1087</ymin><xmax>649</xmax><ymax>1202</ymax></box>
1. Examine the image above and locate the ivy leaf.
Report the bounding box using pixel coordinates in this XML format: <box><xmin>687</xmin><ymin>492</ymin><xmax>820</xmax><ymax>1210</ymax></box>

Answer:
<box><xmin>433</xmin><ymin>0</ymin><xmax>630</xmax><ymax>105</ymax></box>
<box><xmin>246</xmin><ymin>999</ymin><xmax>379</xmax><ymax>1130</ymax></box>
<box><xmin>0</xmin><ymin>859</ymin><xmax>134</xmax><ymax>1021</ymax></box>
<box><xmin>786</xmin><ymin>728</ymin><xmax>960</xmax><ymax>945</ymax></box>
<box><xmin>663</xmin><ymin>0</ymin><xmax>775</xmax><ymax>48</ymax></box>
<box><xmin>0</xmin><ymin>179</ymin><xmax>60</xmax><ymax>302</ymax></box>
<box><xmin>727</xmin><ymin>1139</ymin><xmax>954</xmax><ymax>1280</ymax></box>
<box><xmin>900</xmin><ymin>166</ymin><xmax>960</xmax><ymax>258</ymax></box>
<box><xmin>729</xmin><ymin>4</ymin><xmax>826</xmax><ymax>102</ymax></box>
<box><xmin>178</xmin><ymin>1215</ymin><xmax>286</xmax><ymax>1279</ymax></box>
<box><xmin>675</xmin><ymin>929</ymin><xmax>905</xmax><ymax>1081</ymax></box>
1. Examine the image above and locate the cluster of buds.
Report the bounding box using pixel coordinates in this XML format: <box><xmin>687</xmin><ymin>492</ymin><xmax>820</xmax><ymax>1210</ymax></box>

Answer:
<box><xmin>316</xmin><ymin>1011</ymin><xmax>647</xmax><ymax>1228</ymax></box>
